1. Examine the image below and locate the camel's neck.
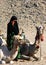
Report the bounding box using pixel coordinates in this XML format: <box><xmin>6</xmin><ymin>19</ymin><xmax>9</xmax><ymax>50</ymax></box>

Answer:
<box><xmin>34</xmin><ymin>34</ymin><xmax>41</xmax><ymax>47</ymax></box>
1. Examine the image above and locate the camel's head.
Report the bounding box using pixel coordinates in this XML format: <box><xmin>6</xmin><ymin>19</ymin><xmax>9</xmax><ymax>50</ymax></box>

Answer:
<box><xmin>35</xmin><ymin>25</ymin><xmax>45</xmax><ymax>49</ymax></box>
<box><xmin>36</xmin><ymin>25</ymin><xmax>44</xmax><ymax>41</ymax></box>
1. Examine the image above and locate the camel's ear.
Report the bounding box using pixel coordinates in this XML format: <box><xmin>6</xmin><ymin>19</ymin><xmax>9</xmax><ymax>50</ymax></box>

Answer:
<box><xmin>35</xmin><ymin>26</ymin><xmax>38</xmax><ymax>30</ymax></box>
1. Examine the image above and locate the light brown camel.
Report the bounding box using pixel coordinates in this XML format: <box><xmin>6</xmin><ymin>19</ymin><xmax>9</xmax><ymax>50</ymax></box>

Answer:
<box><xmin>0</xmin><ymin>37</ymin><xmax>20</xmax><ymax>63</ymax></box>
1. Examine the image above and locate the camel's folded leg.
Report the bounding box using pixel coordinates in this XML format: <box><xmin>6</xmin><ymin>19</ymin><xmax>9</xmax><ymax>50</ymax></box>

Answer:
<box><xmin>2</xmin><ymin>56</ymin><xmax>11</xmax><ymax>63</ymax></box>
<box><xmin>0</xmin><ymin>60</ymin><xmax>6</xmax><ymax>64</ymax></box>
<box><xmin>2</xmin><ymin>50</ymin><xmax>18</xmax><ymax>63</ymax></box>
<box><xmin>32</xmin><ymin>55</ymin><xmax>39</xmax><ymax>61</ymax></box>
<box><xmin>21</xmin><ymin>55</ymin><xmax>30</xmax><ymax>60</ymax></box>
<box><xmin>1</xmin><ymin>56</ymin><xmax>14</xmax><ymax>64</ymax></box>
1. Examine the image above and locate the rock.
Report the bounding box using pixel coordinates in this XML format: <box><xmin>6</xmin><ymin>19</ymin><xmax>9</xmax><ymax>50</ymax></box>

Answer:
<box><xmin>33</xmin><ymin>3</ymin><xmax>38</xmax><ymax>7</ymax></box>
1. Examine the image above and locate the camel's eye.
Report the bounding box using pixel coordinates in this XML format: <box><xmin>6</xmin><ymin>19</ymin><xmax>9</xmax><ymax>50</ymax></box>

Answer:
<box><xmin>39</xmin><ymin>27</ymin><xmax>41</xmax><ymax>29</ymax></box>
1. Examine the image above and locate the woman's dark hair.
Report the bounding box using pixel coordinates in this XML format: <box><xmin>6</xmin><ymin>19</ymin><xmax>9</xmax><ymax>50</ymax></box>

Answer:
<box><xmin>10</xmin><ymin>16</ymin><xmax>17</xmax><ymax>23</ymax></box>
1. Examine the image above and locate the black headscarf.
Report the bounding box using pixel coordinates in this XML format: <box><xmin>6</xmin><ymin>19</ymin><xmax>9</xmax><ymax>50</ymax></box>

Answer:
<box><xmin>10</xmin><ymin>16</ymin><xmax>17</xmax><ymax>23</ymax></box>
<box><xmin>8</xmin><ymin>15</ymin><xmax>19</xmax><ymax>34</ymax></box>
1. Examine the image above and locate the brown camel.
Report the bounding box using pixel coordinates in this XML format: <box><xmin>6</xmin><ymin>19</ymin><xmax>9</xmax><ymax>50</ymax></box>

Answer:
<box><xmin>13</xmin><ymin>25</ymin><xmax>44</xmax><ymax>60</ymax></box>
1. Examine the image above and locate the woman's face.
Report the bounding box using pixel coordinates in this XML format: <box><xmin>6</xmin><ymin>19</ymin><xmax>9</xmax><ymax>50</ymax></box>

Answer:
<box><xmin>11</xmin><ymin>20</ymin><xmax>17</xmax><ymax>26</ymax></box>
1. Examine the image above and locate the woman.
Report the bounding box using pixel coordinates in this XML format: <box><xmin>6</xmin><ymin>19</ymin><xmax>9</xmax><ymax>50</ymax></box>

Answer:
<box><xmin>7</xmin><ymin>16</ymin><xmax>19</xmax><ymax>51</ymax></box>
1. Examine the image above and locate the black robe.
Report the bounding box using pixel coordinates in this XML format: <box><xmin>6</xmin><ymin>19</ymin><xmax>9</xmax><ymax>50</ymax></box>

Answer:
<box><xmin>7</xmin><ymin>21</ymin><xmax>19</xmax><ymax>50</ymax></box>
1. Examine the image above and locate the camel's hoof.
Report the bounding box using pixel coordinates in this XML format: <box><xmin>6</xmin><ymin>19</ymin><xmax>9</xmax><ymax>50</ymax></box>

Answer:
<box><xmin>39</xmin><ymin>57</ymin><xmax>43</xmax><ymax>61</ymax></box>
<box><xmin>2</xmin><ymin>61</ymin><xmax>6</xmax><ymax>64</ymax></box>
<box><xmin>10</xmin><ymin>61</ymin><xmax>14</xmax><ymax>64</ymax></box>
<box><xmin>21</xmin><ymin>55</ymin><xmax>30</xmax><ymax>60</ymax></box>
<box><xmin>35</xmin><ymin>58</ymin><xmax>39</xmax><ymax>61</ymax></box>
<box><xmin>33</xmin><ymin>57</ymin><xmax>39</xmax><ymax>61</ymax></box>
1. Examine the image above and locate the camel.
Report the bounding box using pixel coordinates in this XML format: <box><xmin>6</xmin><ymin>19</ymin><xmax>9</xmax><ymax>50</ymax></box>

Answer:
<box><xmin>0</xmin><ymin>25</ymin><xmax>44</xmax><ymax>64</ymax></box>
<box><xmin>0</xmin><ymin>36</ymin><xmax>20</xmax><ymax>64</ymax></box>
<box><xmin>13</xmin><ymin>25</ymin><xmax>44</xmax><ymax>60</ymax></box>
